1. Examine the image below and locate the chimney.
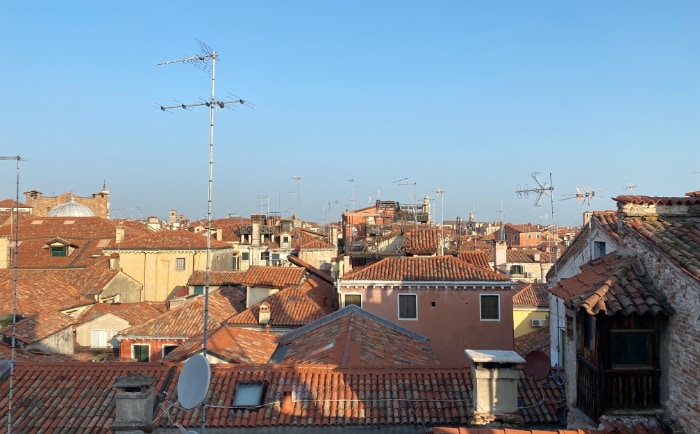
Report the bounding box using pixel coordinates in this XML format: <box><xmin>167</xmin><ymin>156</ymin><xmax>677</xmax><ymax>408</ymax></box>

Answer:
<box><xmin>111</xmin><ymin>372</ymin><xmax>158</xmax><ymax>433</ymax></box>
<box><xmin>540</xmin><ymin>262</ymin><xmax>548</xmax><ymax>284</ymax></box>
<box><xmin>533</xmin><ymin>252</ymin><xmax>540</xmax><ymax>262</ymax></box>
<box><xmin>0</xmin><ymin>237</ymin><xmax>10</xmax><ymax>269</ymax></box>
<box><xmin>258</xmin><ymin>302</ymin><xmax>271</xmax><ymax>325</ymax></box>
<box><xmin>464</xmin><ymin>349</ymin><xmax>525</xmax><ymax>426</ymax></box>
<box><xmin>109</xmin><ymin>253</ymin><xmax>120</xmax><ymax>271</ymax></box>
<box><xmin>494</xmin><ymin>240</ymin><xmax>507</xmax><ymax>275</ymax></box>
<box><xmin>116</xmin><ymin>226</ymin><xmax>125</xmax><ymax>244</ymax></box>
<box><xmin>252</xmin><ymin>223</ymin><xmax>261</xmax><ymax>247</ymax></box>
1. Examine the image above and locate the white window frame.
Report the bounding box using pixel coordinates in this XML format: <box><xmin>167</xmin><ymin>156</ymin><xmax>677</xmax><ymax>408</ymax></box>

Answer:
<box><xmin>342</xmin><ymin>293</ymin><xmax>362</xmax><ymax>308</ymax></box>
<box><xmin>397</xmin><ymin>293</ymin><xmax>418</xmax><ymax>320</ymax></box>
<box><xmin>90</xmin><ymin>329</ymin><xmax>108</xmax><ymax>348</ymax></box>
<box><xmin>162</xmin><ymin>344</ymin><xmax>179</xmax><ymax>358</ymax></box>
<box><xmin>480</xmin><ymin>294</ymin><xmax>501</xmax><ymax>321</ymax></box>
<box><xmin>175</xmin><ymin>257</ymin><xmax>186</xmax><ymax>271</ymax></box>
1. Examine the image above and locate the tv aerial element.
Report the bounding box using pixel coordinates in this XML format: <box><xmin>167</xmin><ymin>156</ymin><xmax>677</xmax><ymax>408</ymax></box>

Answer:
<box><xmin>157</xmin><ymin>40</ymin><xmax>248</xmax><ymax>434</ymax></box>
<box><xmin>515</xmin><ymin>172</ymin><xmax>554</xmax><ymax>208</ymax></box>
<box><xmin>177</xmin><ymin>354</ymin><xmax>211</xmax><ymax>411</ymax></box>
<box><xmin>625</xmin><ymin>183</ymin><xmax>637</xmax><ymax>192</ymax></box>
<box><xmin>561</xmin><ymin>186</ymin><xmax>600</xmax><ymax>207</ymax></box>
<box><xmin>515</xmin><ymin>172</ymin><xmax>558</xmax><ymax>278</ymax></box>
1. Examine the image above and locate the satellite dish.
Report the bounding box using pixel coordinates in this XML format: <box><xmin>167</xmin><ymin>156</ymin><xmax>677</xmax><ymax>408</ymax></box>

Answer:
<box><xmin>177</xmin><ymin>353</ymin><xmax>211</xmax><ymax>410</ymax></box>
<box><xmin>523</xmin><ymin>350</ymin><xmax>550</xmax><ymax>381</ymax></box>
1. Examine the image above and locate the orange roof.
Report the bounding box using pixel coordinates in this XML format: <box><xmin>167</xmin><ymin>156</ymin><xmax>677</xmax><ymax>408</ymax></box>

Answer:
<box><xmin>241</xmin><ymin>265</ymin><xmax>306</xmax><ymax>287</ymax></box>
<box><xmin>342</xmin><ymin>255</ymin><xmax>510</xmax><ymax>282</ymax></box>
<box><xmin>76</xmin><ymin>301</ymin><xmax>167</xmax><ymax>326</ymax></box>
<box><xmin>0</xmin><ymin>274</ymin><xmax>93</xmax><ymax>315</ymax></box>
<box><xmin>186</xmin><ymin>270</ymin><xmax>246</xmax><ymax>286</ymax></box>
<box><xmin>110</xmin><ymin>228</ymin><xmax>232</xmax><ymax>250</ymax></box>
<box><xmin>513</xmin><ymin>282</ymin><xmax>550</xmax><ymax>307</ymax></box>
<box><xmin>276</xmin><ymin>305</ymin><xmax>439</xmax><ymax>366</ymax></box>
<box><xmin>551</xmin><ymin>253</ymin><xmax>674</xmax><ymax>316</ymax></box>
<box><xmin>0</xmin><ymin>310</ymin><xmax>76</xmax><ymax>343</ymax></box>
<box><xmin>402</xmin><ymin>227</ymin><xmax>440</xmax><ymax>254</ymax></box>
<box><xmin>457</xmin><ymin>251</ymin><xmax>492</xmax><ymax>270</ymax></box>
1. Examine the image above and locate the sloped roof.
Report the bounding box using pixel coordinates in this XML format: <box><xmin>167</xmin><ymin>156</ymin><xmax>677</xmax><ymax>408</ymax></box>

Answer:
<box><xmin>0</xmin><ymin>275</ymin><xmax>93</xmax><ymax>315</ymax></box>
<box><xmin>240</xmin><ymin>265</ymin><xmax>306</xmax><ymax>287</ymax></box>
<box><xmin>118</xmin><ymin>287</ymin><xmax>246</xmax><ymax>338</ymax></box>
<box><xmin>227</xmin><ymin>279</ymin><xmax>334</xmax><ymax>327</ymax></box>
<box><xmin>456</xmin><ymin>251</ymin><xmax>492</xmax><ymax>270</ymax></box>
<box><xmin>514</xmin><ymin>327</ymin><xmax>551</xmax><ymax>358</ymax></box>
<box><xmin>163</xmin><ymin>324</ymin><xmax>280</xmax><ymax>364</ymax></box>
<box><xmin>402</xmin><ymin>227</ymin><xmax>440</xmax><ymax>255</ymax></box>
<box><xmin>75</xmin><ymin>301</ymin><xmax>167</xmax><ymax>326</ymax></box>
<box><xmin>275</xmin><ymin>305</ymin><xmax>438</xmax><ymax>366</ymax></box>
<box><xmin>513</xmin><ymin>282</ymin><xmax>550</xmax><ymax>307</ymax></box>
<box><xmin>109</xmin><ymin>228</ymin><xmax>232</xmax><ymax>250</ymax></box>
<box><xmin>0</xmin><ymin>310</ymin><xmax>76</xmax><ymax>344</ymax></box>
<box><xmin>342</xmin><ymin>255</ymin><xmax>510</xmax><ymax>282</ymax></box>
<box><xmin>187</xmin><ymin>270</ymin><xmax>246</xmax><ymax>286</ymax></box>
<box><xmin>0</xmin><ymin>360</ymin><xmax>577</xmax><ymax>432</ymax></box>
<box><xmin>550</xmin><ymin>253</ymin><xmax>675</xmax><ymax>316</ymax></box>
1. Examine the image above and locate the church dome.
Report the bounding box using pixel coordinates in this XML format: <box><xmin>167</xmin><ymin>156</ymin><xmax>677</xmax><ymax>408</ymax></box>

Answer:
<box><xmin>48</xmin><ymin>197</ymin><xmax>95</xmax><ymax>217</ymax></box>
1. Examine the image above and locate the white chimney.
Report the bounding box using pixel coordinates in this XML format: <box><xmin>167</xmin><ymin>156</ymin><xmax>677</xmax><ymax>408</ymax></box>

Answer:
<box><xmin>116</xmin><ymin>226</ymin><xmax>125</xmax><ymax>244</ymax></box>
<box><xmin>258</xmin><ymin>302</ymin><xmax>271</xmax><ymax>325</ymax></box>
<box><xmin>494</xmin><ymin>240</ymin><xmax>507</xmax><ymax>275</ymax></box>
<box><xmin>464</xmin><ymin>349</ymin><xmax>525</xmax><ymax>426</ymax></box>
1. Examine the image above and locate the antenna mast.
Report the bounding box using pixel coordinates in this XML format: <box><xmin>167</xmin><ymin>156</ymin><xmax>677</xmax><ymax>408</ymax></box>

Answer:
<box><xmin>515</xmin><ymin>172</ymin><xmax>558</xmax><ymax>275</ymax></box>
<box><xmin>562</xmin><ymin>186</ymin><xmax>600</xmax><ymax>261</ymax></box>
<box><xmin>157</xmin><ymin>41</ymin><xmax>248</xmax><ymax>434</ymax></box>
<box><xmin>1</xmin><ymin>155</ymin><xmax>22</xmax><ymax>434</ymax></box>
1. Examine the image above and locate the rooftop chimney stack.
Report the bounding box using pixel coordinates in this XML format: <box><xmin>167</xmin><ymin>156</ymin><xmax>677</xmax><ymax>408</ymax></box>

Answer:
<box><xmin>258</xmin><ymin>302</ymin><xmax>271</xmax><ymax>325</ymax></box>
<box><xmin>465</xmin><ymin>349</ymin><xmax>525</xmax><ymax>426</ymax></box>
<box><xmin>111</xmin><ymin>372</ymin><xmax>158</xmax><ymax>433</ymax></box>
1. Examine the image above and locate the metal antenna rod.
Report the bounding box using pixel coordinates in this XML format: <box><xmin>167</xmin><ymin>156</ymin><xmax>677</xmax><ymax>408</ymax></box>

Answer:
<box><xmin>157</xmin><ymin>43</ymin><xmax>247</xmax><ymax>434</ymax></box>
<box><xmin>1</xmin><ymin>155</ymin><xmax>22</xmax><ymax>434</ymax></box>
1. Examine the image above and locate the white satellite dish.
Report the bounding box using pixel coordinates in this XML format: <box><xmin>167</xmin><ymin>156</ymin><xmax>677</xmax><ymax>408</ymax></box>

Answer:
<box><xmin>177</xmin><ymin>353</ymin><xmax>211</xmax><ymax>410</ymax></box>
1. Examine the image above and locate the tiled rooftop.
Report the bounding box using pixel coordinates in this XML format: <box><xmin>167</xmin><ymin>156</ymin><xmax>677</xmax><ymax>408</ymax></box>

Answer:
<box><xmin>0</xmin><ymin>359</ymin><xmax>579</xmax><ymax>432</ymax></box>
<box><xmin>275</xmin><ymin>305</ymin><xmax>439</xmax><ymax>366</ymax></box>
<box><xmin>163</xmin><ymin>324</ymin><xmax>281</xmax><ymax>364</ymax></box>
<box><xmin>227</xmin><ymin>279</ymin><xmax>333</xmax><ymax>327</ymax></box>
<box><xmin>118</xmin><ymin>287</ymin><xmax>246</xmax><ymax>338</ymax></box>
<box><xmin>457</xmin><ymin>251</ymin><xmax>492</xmax><ymax>270</ymax></box>
<box><xmin>75</xmin><ymin>301</ymin><xmax>167</xmax><ymax>326</ymax></box>
<box><xmin>402</xmin><ymin>227</ymin><xmax>440</xmax><ymax>254</ymax></box>
<box><xmin>186</xmin><ymin>270</ymin><xmax>246</xmax><ymax>286</ymax></box>
<box><xmin>342</xmin><ymin>255</ymin><xmax>511</xmax><ymax>282</ymax></box>
<box><xmin>0</xmin><ymin>274</ymin><xmax>94</xmax><ymax>315</ymax></box>
<box><xmin>240</xmin><ymin>265</ymin><xmax>306</xmax><ymax>288</ymax></box>
<box><xmin>0</xmin><ymin>310</ymin><xmax>76</xmax><ymax>344</ymax></box>
<box><xmin>551</xmin><ymin>253</ymin><xmax>675</xmax><ymax>316</ymax></box>
<box><xmin>513</xmin><ymin>282</ymin><xmax>550</xmax><ymax>307</ymax></box>
<box><xmin>109</xmin><ymin>228</ymin><xmax>232</xmax><ymax>250</ymax></box>
<box><xmin>514</xmin><ymin>327</ymin><xmax>551</xmax><ymax>358</ymax></box>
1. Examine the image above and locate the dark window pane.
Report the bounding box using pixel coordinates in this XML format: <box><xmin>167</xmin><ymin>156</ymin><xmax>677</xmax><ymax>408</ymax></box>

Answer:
<box><xmin>611</xmin><ymin>331</ymin><xmax>653</xmax><ymax>367</ymax></box>
<box><xmin>481</xmin><ymin>295</ymin><xmax>500</xmax><ymax>320</ymax></box>
<box><xmin>399</xmin><ymin>294</ymin><xmax>417</xmax><ymax>319</ymax></box>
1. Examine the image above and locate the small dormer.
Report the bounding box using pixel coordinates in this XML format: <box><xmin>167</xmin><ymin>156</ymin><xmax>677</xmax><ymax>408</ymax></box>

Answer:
<box><xmin>44</xmin><ymin>237</ymin><xmax>78</xmax><ymax>257</ymax></box>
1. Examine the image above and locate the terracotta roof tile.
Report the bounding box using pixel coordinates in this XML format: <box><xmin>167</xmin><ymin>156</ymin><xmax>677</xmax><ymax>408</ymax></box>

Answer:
<box><xmin>163</xmin><ymin>325</ymin><xmax>280</xmax><ymax>364</ymax></box>
<box><xmin>75</xmin><ymin>301</ymin><xmax>167</xmax><ymax>326</ymax></box>
<box><xmin>514</xmin><ymin>328</ymin><xmax>551</xmax><ymax>358</ymax></box>
<box><xmin>118</xmin><ymin>287</ymin><xmax>246</xmax><ymax>338</ymax></box>
<box><xmin>109</xmin><ymin>228</ymin><xmax>232</xmax><ymax>250</ymax></box>
<box><xmin>457</xmin><ymin>251</ymin><xmax>492</xmax><ymax>270</ymax></box>
<box><xmin>403</xmin><ymin>227</ymin><xmax>440</xmax><ymax>254</ymax></box>
<box><xmin>0</xmin><ymin>274</ymin><xmax>94</xmax><ymax>315</ymax></box>
<box><xmin>241</xmin><ymin>265</ymin><xmax>306</xmax><ymax>287</ymax></box>
<box><xmin>227</xmin><ymin>279</ymin><xmax>333</xmax><ymax>327</ymax></box>
<box><xmin>275</xmin><ymin>305</ymin><xmax>439</xmax><ymax>366</ymax></box>
<box><xmin>513</xmin><ymin>282</ymin><xmax>550</xmax><ymax>307</ymax></box>
<box><xmin>187</xmin><ymin>270</ymin><xmax>246</xmax><ymax>286</ymax></box>
<box><xmin>342</xmin><ymin>256</ymin><xmax>510</xmax><ymax>282</ymax></box>
<box><xmin>551</xmin><ymin>253</ymin><xmax>675</xmax><ymax>316</ymax></box>
<box><xmin>0</xmin><ymin>310</ymin><xmax>76</xmax><ymax>343</ymax></box>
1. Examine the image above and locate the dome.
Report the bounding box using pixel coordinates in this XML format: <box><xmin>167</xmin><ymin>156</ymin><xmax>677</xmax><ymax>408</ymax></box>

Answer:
<box><xmin>48</xmin><ymin>197</ymin><xmax>95</xmax><ymax>217</ymax></box>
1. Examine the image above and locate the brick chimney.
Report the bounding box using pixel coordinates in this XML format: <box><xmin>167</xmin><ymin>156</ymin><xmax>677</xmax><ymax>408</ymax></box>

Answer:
<box><xmin>464</xmin><ymin>349</ymin><xmax>525</xmax><ymax>426</ymax></box>
<box><xmin>494</xmin><ymin>240</ymin><xmax>507</xmax><ymax>275</ymax></box>
<box><xmin>111</xmin><ymin>372</ymin><xmax>158</xmax><ymax>433</ymax></box>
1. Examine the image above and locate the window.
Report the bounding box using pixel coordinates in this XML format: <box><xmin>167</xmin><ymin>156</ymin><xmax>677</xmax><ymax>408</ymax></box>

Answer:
<box><xmin>90</xmin><ymin>330</ymin><xmax>108</xmax><ymax>347</ymax></box>
<box><xmin>242</xmin><ymin>252</ymin><xmax>249</xmax><ymax>261</ymax></box>
<box><xmin>133</xmin><ymin>344</ymin><xmax>150</xmax><ymax>362</ymax></box>
<box><xmin>51</xmin><ymin>246</ymin><xmax>66</xmax><ymax>257</ymax></box>
<box><xmin>480</xmin><ymin>294</ymin><xmax>500</xmax><ymax>320</ymax></box>
<box><xmin>593</xmin><ymin>241</ymin><xmax>606</xmax><ymax>259</ymax></box>
<box><xmin>398</xmin><ymin>294</ymin><xmax>417</xmax><ymax>320</ymax></box>
<box><xmin>261</xmin><ymin>251</ymin><xmax>270</xmax><ymax>261</ymax></box>
<box><xmin>510</xmin><ymin>265</ymin><xmax>524</xmax><ymax>275</ymax></box>
<box><xmin>162</xmin><ymin>345</ymin><xmax>178</xmax><ymax>357</ymax></box>
<box><xmin>343</xmin><ymin>294</ymin><xmax>362</xmax><ymax>308</ymax></box>
<box><xmin>193</xmin><ymin>285</ymin><xmax>203</xmax><ymax>295</ymax></box>
<box><xmin>232</xmin><ymin>383</ymin><xmax>265</xmax><ymax>408</ymax></box>
<box><xmin>176</xmin><ymin>257</ymin><xmax>186</xmax><ymax>270</ymax></box>
<box><xmin>611</xmin><ymin>330</ymin><xmax>654</xmax><ymax>368</ymax></box>
<box><xmin>232</xmin><ymin>256</ymin><xmax>239</xmax><ymax>271</ymax></box>
<box><xmin>283</xmin><ymin>236</ymin><xmax>289</xmax><ymax>244</ymax></box>
<box><xmin>271</xmin><ymin>253</ymin><xmax>280</xmax><ymax>261</ymax></box>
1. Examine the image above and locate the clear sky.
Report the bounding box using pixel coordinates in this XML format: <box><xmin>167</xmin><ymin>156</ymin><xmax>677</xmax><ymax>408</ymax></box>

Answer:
<box><xmin>1</xmin><ymin>1</ymin><xmax>698</xmax><ymax>227</ymax></box>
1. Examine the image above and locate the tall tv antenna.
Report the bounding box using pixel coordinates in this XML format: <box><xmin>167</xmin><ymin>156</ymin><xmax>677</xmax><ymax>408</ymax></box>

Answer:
<box><xmin>625</xmin><ymin>183</ymin><xmax>637</xmax><ymax>193</ymax></box>
<box><xmin>1</xmin><ymin>155</ymin><xmax>22</xmax><ymax>434</ymax></box>
<box><xmin>394</xmin><ymin>177</ymin><xmax>418</xmax><ymax>226</ymax></box>
<box><xmin>347</xmin><ymin>179</ymin><xmax>355</xmax><ymax>211</ymax></box>
<box><xmin>156</xmin><ymin>41</ymin><xmax>250</xmax><ymax>434</ymax></box>
<box><xmin>562</xmin><ymin>186</ymin><xmax>601</xmax><ymax>261</ymax></box>
<box><xmin>515</xmin><ymin>172</ymin><xmax>558</xmax><ymax>275</ymax></box>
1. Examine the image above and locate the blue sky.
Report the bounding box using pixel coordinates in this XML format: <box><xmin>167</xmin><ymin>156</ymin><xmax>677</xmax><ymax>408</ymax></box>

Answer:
<box><xmin>1</xmin><ymin>2</ymin><xmax>698</xmax><ymax>227</ymax></box>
